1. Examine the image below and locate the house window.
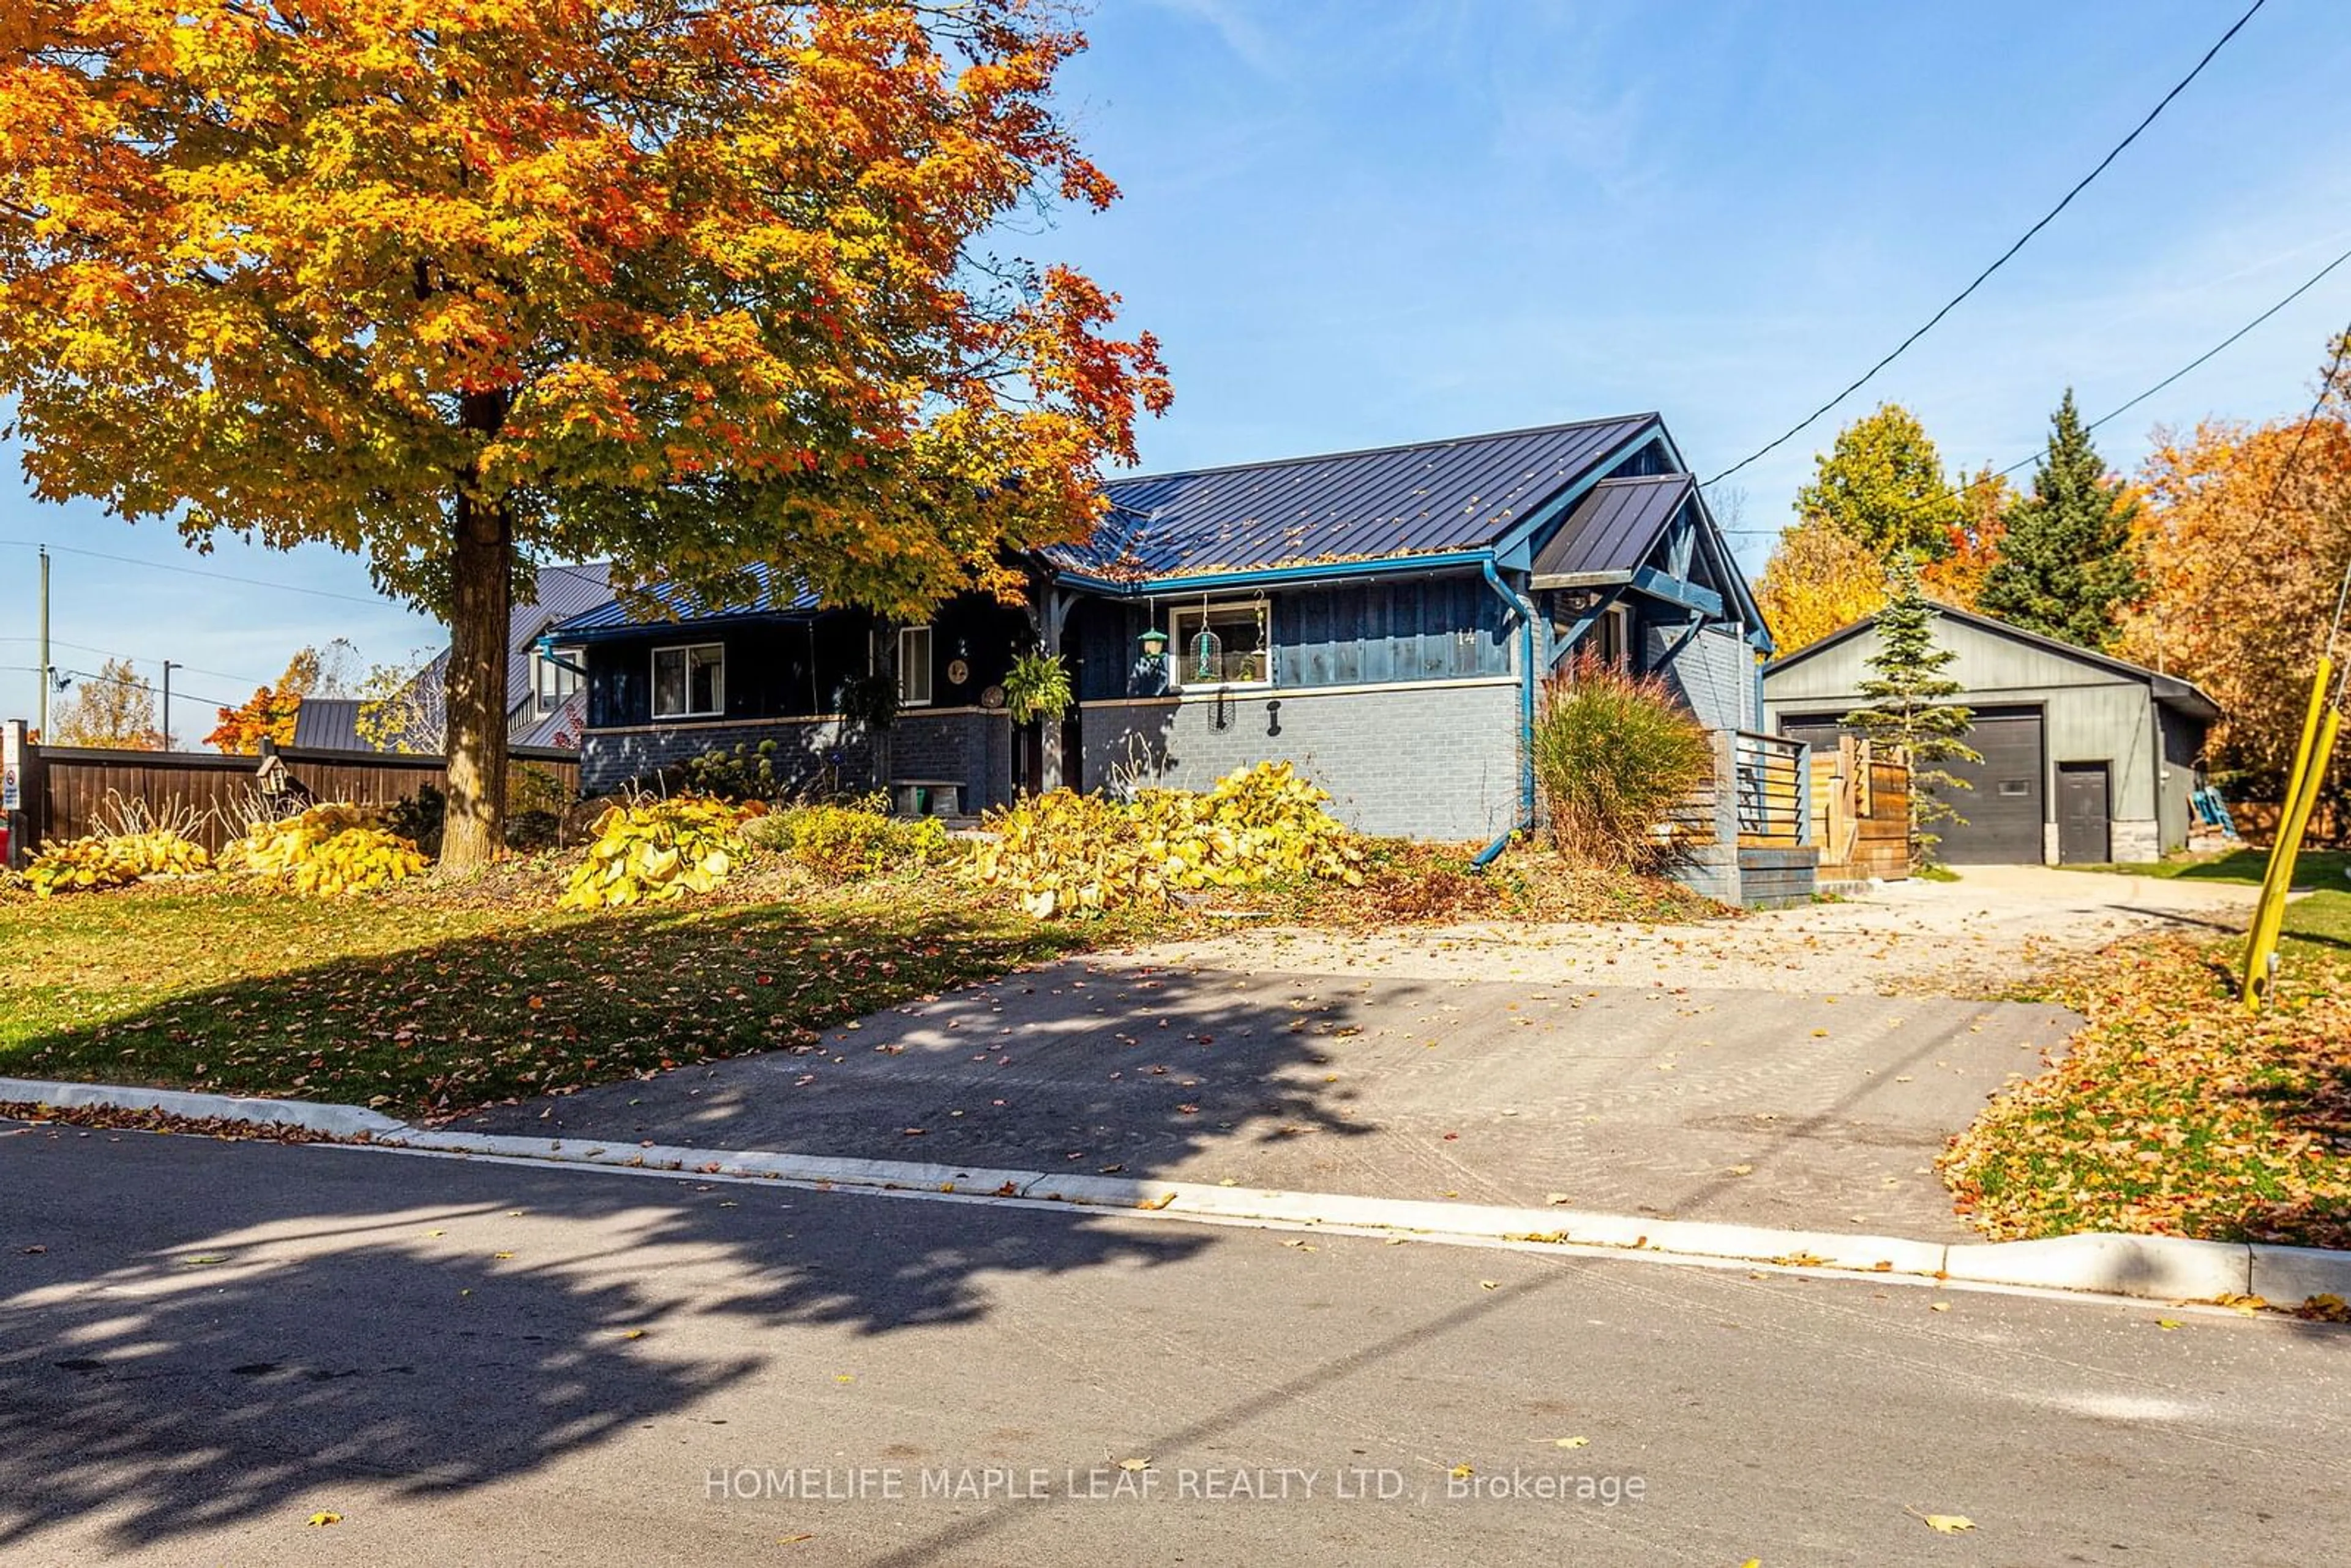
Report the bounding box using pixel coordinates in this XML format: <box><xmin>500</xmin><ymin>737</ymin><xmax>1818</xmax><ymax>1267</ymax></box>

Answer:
<box><xmin>652</xmin><ymin>643</ymin><xmax>724</xmax><ymax>719</ymax></box>
<box><xmin>1169</xmin><ymin>601</ymin><xmax>1271</xmax><ymax>688</ymax></box>
<box><xmin>898</xmin><ymin>626</ymin><xmax>934</xmax><ymax>706</ymax></box>
<box><xmin>533</xmin><ymin>646</ymin><xmax>583</xmax><ymax>715</ymax></box>
<box><xmin>1594</xmin><ymin>605</ymin><xmax>1632</xmax><ymax>670</ymax></box>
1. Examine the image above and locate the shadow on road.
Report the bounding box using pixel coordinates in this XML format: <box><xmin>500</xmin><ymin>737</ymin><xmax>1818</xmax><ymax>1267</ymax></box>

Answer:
<box><xmin>0</xmin><ymin>1129</ymin><xmax>1209</xmax><ymax>1555</ymax></box>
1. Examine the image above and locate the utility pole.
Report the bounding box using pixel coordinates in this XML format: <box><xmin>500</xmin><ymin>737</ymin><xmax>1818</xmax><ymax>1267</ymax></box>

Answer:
<box><xmin>36</xmin><ymin>546</ymin><xmax>50</xmax><ymax>738</ymax></box>
<box><xmin>161</xmin><ymin>659</ymin><xmax>180</xmax><ymax>752</ymax></box>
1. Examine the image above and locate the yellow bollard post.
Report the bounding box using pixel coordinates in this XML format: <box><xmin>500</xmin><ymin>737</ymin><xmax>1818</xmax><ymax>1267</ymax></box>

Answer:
<box><xmin>2244</xmin><ymin>702</ymin><xmax>2341</xmax><ymax>1011</ymax></box>
<box><xmin>2243</xmin><ymin>658</ymin><xmax>2334</xmax><ymax>1000</ymax></box>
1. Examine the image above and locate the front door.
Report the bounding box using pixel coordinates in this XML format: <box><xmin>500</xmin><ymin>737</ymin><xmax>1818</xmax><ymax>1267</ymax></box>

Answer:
<box><xmin>2057</xmin><ymin>762</ymin><xmax>2112</xmax><ymax>864</ymax></box>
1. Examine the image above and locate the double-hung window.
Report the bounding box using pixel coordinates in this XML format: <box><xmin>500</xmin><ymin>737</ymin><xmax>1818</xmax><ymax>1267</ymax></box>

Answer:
<box><xmin>652</xmin><ymin>643</ymin><xmax>724</xmax><ymax>719</ymax></box>
<box><xmin>1168</xmin><ymin>602</ymin><xmax>1271</xmax><ymax>689</ymax></box>
<box><xmin>898</xmin><ymin>626</ymin><xmax>934</xmax><ymax>706</ymax></box>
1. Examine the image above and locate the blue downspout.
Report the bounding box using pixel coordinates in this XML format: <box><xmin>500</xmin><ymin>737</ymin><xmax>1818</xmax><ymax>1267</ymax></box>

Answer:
<box><xmin>1474</xmin><ymin>558</ymin><xmax>1539</xmax><ymax>869</ymax></box>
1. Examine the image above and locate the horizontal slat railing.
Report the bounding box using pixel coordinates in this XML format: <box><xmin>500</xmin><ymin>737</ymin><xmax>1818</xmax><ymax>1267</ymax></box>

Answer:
<box><xmin>1733</xmin><ymin>729</ymin><xmax>1808</xmax><ymax>848</ymax></box>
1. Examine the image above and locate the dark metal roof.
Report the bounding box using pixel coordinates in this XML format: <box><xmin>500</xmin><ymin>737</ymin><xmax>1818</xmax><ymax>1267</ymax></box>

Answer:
<box><xmin>1529</xmin><ymin>473</ymin><xmax>1693</xmax><ymax>582</ymax></box>
<box><xmin>290</xmin><ymin>697</ymin><xmax>362</xmax><ymax>750</ymax></box>
<box><xmin>1048</xmin><ymin>415</ymin><xmax>1657</xmax><ymax>583</ymax></box>
<box><xmin>1764</xmin><ymin>602</ymin><xmax>2223</xmax><ymax>722</ymax></box>
<box><xmin>548</xmin><ymin>563</ymin><xmax>819</xmax><ymax>638</ymax></box>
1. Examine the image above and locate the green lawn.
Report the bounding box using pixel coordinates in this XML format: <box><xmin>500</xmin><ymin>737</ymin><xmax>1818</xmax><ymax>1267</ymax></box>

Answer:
<box><xmin>1943</xmin><ymin>899</ymin><xmax>2351</xmax><ymax>1258</ymax></box>
<box><xmin>2061</xmin><ymin>847</ymin><xmax>2350</xmax><ymax>889</ymax></box>
<box><xmin>0</xmin><ymin>874</ymin><xmax>1134</xmax><ymax>1118</ymax></box>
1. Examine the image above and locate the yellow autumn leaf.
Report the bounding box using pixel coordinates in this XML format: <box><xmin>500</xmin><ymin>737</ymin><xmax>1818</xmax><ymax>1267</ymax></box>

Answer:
<box><xmin>1553</xmin><ymin>1436</ymin><xmax>1589</xmax><ymax>1449</ymax></box>
<box><xmin>1117</xmin><ymin>1457</ymin><xmax>1151</xmax><ymax>1472</ymax></box>
<box><xmin>306</xmin><ymin>1510</ymin><xmax>342</xmax><ymax>1527</ymax></box>
<box><xmin>1449</xmin><ymin>1464</ymin><xmax>1474</xmax><ymax>1480</ymax></box>
<box><xmin>1911</xmin><ymin>1509</ymin><xmax>1975</xmax><ymax>1534</ymax></box>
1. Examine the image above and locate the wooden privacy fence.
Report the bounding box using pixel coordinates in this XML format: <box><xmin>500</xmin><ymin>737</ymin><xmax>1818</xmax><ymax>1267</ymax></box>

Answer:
<box><xmin>1806</xmin><ymin>735</ymin><xmax>1910</xmax><ymax>881</ymax></box>
<box><xmin>18</xmin><ymin>742</ymin><xmax>580</xmax><ymax>853</ymax></box>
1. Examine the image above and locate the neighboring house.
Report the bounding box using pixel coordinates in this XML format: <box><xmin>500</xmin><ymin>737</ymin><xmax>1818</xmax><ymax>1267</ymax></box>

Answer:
<box><xmin>292</xmin><ymin>562</ymin><xmax>613</xmax><ymax>753</ymax></box>
<box><xmin>1761</xmin><ymin>603</ymin><xmax>2218</xmax><ymax>865</ymax></box>
<box><xmin>553</xmin><ymin>415</ymin><xmax>1769</xmax><ymax>844</ymax></box>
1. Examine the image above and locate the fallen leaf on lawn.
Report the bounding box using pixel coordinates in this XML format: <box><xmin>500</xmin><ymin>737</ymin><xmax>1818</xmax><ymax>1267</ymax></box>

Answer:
<box><xmin>1908</xmin><ymin>1508</ymin><xmax>1974</xmax><ymax>1534</ymax></box>
<box><xmin>306</xmin><ymin>1511</ymin><xmax>341</xmax><ymax>1527</ymax></box>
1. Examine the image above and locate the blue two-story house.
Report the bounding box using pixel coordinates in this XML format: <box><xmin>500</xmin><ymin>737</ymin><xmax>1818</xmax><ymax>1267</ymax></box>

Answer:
<box><xmin>549</xmin><ymin>413</ymin><xmax>1768</xmax><ymax>849</ymax></box>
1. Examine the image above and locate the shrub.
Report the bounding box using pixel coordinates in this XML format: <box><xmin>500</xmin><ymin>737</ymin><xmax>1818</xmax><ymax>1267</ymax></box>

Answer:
<box><xmin>682</xmin><ymin>739</ymin><xmax>789</xmax><ymax>802</ymax></box>
<box><xmin>559</xmin><ymin>794</ymin><xmax>744</xmax><ymax>909</ymax></box>
<box><xmin>1532</xmin><ymin>655</ymin><xmax>1714</xmax><ymax>870</ymax></box>
<box><xmin>221</xmin><ymin>803</ymin><xmax>430</xmax><ymax>896</ymax></box>
<box><xmin>28</xmin><ymin>830</ymin><xmax>211</xmax><ymax>896</ymax></box>
<box><xmin>967</xmin><ymin>762</ymin><xmax>1365</xmax><ymax>919</ymax></box>
<box><xmin>744</xmin><ymin>801</ymin><xmax>952</xmax><ymax>882</ymax></box>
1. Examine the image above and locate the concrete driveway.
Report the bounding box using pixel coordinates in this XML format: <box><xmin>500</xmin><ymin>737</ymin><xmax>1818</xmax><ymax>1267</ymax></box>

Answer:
<box><xmin>459</xmin><ymin>869</ymin><xmax>2246</xmax><ymax>1242</ymax></box>
<box><xmin>1137</xmin><ymin>863</ymin><xmax>2270</xmax><ymax>996</ymax></box>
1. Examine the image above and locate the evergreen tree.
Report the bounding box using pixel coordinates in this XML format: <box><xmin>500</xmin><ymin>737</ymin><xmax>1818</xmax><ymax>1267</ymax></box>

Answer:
<box><xmin>1842</xmin><ymin>555</ymin><xmax>1980</xmax><ymax>867</ymax></box>
<box><xmin>1978</xmin><ymin>389</ymin><xmax>2143</xmax><ymax>648</ymax></box>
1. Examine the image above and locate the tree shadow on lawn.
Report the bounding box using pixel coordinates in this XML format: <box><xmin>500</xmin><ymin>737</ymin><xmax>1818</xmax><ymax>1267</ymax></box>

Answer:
<box><xmin>0</xmin><ymin>1123</ymin><xmax>1212</xmax><ymax>1554</ymax></box>
<box><xmin>4</xmin><ymin>895</ymin><xmax>1119</xmax><ymax>1117</ymax></box>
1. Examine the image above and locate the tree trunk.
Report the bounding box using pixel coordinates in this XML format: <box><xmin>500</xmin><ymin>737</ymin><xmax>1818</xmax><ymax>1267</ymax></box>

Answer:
<box><xmin>442</xmin><ymin>486</ymin><xmax>512</xmax><ymax>869</ymax></box>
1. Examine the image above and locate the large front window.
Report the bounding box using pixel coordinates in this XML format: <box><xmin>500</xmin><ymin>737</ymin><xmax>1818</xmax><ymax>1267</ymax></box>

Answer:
<box><xmin>652</xmin><ymin>643</ymin><xmax>724</xmax><ymax>719</ymax></box>
<box><xmin>1169</xmin><ymin>602</ymin><xmax>1270</xmax><ymax>688</ymax></box>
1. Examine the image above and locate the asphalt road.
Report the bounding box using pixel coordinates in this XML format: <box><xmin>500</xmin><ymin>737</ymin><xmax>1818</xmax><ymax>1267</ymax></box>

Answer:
<box><xmin>458</xmin><ymin>961</ymin><xmax>2079</xmax><ymax>1239</ymax></box>
<box><xmin>5</xmin><ymin>1120</ymin><xmax>2347</xmax><ymax>1566</ymax></box>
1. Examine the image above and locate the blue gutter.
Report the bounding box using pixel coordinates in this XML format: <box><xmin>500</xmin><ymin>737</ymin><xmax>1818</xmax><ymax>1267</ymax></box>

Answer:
<box><xmin>1475</xmin><ymin>558</ymin><xmax>1540</xmax><ymax>869</ymax></box>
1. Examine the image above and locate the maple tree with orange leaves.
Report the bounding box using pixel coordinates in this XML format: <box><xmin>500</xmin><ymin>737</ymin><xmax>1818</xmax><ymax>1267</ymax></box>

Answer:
<box><xmin>0</xmin><ymin>0</ymin><xmax>1169</xmax><ymax>863</ymax></box>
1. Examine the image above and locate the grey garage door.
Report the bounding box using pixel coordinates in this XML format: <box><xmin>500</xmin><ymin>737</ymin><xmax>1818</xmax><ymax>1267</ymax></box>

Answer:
<box><xmin>1937</xmin><ymin>708</ymin><xmax>2044</xmax><ymax>863</ymax></box>
<box><xmin>1779</xmin><ymin>707</ymin><xmax>2045</xmax><ymax>863</ymax></box>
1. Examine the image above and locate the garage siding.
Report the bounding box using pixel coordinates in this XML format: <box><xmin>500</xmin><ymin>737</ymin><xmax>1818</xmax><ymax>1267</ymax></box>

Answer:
<box><xmin>1762</xmin><ymin>612</ymin><xmax>2192</xmax><ymax>866</ymax></box>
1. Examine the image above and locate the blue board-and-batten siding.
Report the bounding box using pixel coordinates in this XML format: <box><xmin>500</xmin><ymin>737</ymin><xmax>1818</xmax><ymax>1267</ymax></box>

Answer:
<box><xmin>1067</xmin><ymin>573</ymin><xmax>1509</xmax><ymax>702</ymax></box>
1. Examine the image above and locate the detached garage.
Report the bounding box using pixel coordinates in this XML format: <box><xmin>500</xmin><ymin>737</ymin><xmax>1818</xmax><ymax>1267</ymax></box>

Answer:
<box><xmin>1761</xmin><ymin>605</ymin><xmax>2219</xmax><ymax>865</ymax></box>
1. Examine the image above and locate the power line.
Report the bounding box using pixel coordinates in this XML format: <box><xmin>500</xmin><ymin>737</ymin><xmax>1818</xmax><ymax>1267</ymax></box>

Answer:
<box><xmin>51</xmin><ymin>664</ymin><xmax>241</xmax><ymax>712</ymax></box>
<box><xmin>0</xmin><ymin>635</ymin><xmax>271</xmax><ymax>690</ymax></box>
<box><xmin>1704</xmin><ymin>0</ymin><xmax>2268</xmax><ymax>488</ymax></box>
<box><xmin>0</xmin><ymin>538</ymin><xmax>391</xmax><ymax>606</ymax></box>
<box><xmin>1720</xmin><ymin>238</ymin><xmax>2351</xmax><ymax>535</ymax></box>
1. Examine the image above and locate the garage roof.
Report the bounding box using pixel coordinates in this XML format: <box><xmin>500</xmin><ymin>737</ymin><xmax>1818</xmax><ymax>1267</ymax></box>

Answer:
<box><xmin>1766</xmin><ymin>603</ymin><xmax>2221</xmax><ymax>721</ymax></box>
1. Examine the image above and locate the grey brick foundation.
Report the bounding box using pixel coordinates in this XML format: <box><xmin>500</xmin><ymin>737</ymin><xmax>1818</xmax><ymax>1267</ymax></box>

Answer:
<box><xmin>1078</xmin><ymin>680</ymin><xmax>1520</xmax><ymax>842</ymax></box>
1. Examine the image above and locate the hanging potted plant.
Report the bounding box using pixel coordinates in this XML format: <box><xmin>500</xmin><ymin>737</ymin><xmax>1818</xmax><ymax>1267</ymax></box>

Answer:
<box><xmin>1002</xmin><ymin>650</ymin><xmax>1074</xmax><ymax>726</ymax></box>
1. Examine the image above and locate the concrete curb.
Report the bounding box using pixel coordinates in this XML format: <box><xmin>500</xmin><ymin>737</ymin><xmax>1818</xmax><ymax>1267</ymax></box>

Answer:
<box><xmin>7</xmin><ymin>1077</ymin><xmax>2350</xmax><ymax>1309</ymax></box>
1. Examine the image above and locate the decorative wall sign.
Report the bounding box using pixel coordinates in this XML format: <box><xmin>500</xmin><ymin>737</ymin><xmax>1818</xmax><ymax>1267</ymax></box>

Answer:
<box><xmin>980</xmin><ymin>685</ymin><xmax>1007</xmax><ymax>710</ymax></box>
<box><xmin>946</xmin><ymin>657</ymin><xmax>970</xmax><ymax>686</ymax></box>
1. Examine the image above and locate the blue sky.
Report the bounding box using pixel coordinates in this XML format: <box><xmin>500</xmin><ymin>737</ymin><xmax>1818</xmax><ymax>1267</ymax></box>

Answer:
<box><xmin>7</xmin><ymin>0</ymin><xmax>2349</xmax><ymax>735</ymax></box>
